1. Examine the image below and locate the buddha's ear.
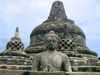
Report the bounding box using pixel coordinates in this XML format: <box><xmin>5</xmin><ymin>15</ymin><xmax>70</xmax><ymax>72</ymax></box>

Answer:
<box><xmin>57</xmin><ymin>37</ymin><xmax>61</xmax><ymax>44</ymax></box>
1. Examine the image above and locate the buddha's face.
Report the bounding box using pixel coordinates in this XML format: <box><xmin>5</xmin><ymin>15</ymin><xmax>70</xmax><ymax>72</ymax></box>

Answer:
<box><xmin>46</xmin><ymin>36</ymin><xmax>58</xmax><ymax>50</ymax></box>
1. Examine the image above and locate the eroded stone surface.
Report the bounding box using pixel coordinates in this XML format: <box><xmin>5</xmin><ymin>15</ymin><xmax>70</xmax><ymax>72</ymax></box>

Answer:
<box><xmin>0</xmin><ymin>0</ymin><xmax>99</xmax><ymax>73</ymax></box>
<box><xmin>32</xmin><ymin>31</ymin><xmax>72</xmax><ymax>72</ymax></box>
<box><xmin>25</xmin><ymin>1</ymin><xmax>98</xmax><ymax>67</ymax></box>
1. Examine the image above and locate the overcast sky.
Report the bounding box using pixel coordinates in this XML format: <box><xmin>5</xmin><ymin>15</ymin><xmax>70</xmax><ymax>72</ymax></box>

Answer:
<box><xmin>0</xmin><ymin>0</ymin><xmax>100</xmax><ymax>57</ymax></box>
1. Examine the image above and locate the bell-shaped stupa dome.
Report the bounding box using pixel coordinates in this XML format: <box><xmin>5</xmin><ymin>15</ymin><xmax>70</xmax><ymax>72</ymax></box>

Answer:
<box><xmin>26</xmin><ymin>1</ymin><xmax>97</xmax><ymax>58</ymax></box>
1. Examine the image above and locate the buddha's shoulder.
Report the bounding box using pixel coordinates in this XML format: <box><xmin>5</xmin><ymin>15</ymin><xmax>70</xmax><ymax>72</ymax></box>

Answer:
<box><xmin>35</xmin><ymin>52</ymin><xmax>47</xmax><ymax>57</ymax></box>
<box><xmin>58</xmin><ymin>51</ymin><xmax>68</xmax><ymax>58</ymax></box>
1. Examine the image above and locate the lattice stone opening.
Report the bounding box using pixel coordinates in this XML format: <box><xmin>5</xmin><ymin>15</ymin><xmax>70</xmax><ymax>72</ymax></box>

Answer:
<box><xmin>6</xmin><ymin>41</ymin><xmax>24</xmax><ymax>51</ymax></box>
<box><xmin>58</xmin><ymin>39</ymin><xmax>76</xmax><ymax>51</ymax></box>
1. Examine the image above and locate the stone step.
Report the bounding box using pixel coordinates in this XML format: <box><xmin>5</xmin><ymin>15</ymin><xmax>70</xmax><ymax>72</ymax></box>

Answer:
<box><xmin>0</xmin><ymin>65</ymin><xmax>32</xmax><ymax>70</ymax></box>
<box><xmin>0</xmin><ymin>58</ymin><xmax>32</xmax><ymax>65</ymax></box>
<box><xmin>71</xmin><ymin>66</ymin><xmax>100</xmax><ymax>72</ymax></box>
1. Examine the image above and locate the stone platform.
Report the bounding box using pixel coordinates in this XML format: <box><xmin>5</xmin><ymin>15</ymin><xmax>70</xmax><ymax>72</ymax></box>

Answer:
<box><xmin>0</xmin><ymin>56</ymin><xmax>31</xmax><ymax>70</ymax></box>
<box><xmin>0</xmin><ymin>69</ymin><xmax>100</xmax><ymax>75</ymax></box>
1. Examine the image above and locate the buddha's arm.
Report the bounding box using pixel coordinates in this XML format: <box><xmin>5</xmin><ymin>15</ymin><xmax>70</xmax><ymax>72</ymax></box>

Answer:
<box><xmin>32</xmin><ymin>54</ymin><xmax>40</xmax><ymax>71</ymax></box>
<box><xmin>63</xmin><ymin>55</ymin><xmax>72</xmax><ymax>72</ymax></box>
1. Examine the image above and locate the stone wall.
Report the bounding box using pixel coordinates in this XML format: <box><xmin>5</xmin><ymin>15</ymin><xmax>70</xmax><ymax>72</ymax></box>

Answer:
<box><xmin>0</xmin><ymin>69</ymin><xmax>100</xmax><ymax>75</ymax></box>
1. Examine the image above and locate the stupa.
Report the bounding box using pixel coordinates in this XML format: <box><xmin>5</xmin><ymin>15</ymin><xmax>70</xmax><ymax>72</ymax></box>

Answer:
<box><xmin>0</xmin><ymin>27</ymin><xmax>31</xmax><ymax>70</ymax></box>
<box><xmin>25</xmin><ymin>1</ymin><xmax>99</xmax><ymax>70</ymax></box>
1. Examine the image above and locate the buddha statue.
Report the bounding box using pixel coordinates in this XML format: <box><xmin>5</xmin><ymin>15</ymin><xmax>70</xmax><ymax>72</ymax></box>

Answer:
<box><xmin>32</xmin><ymin>31</ymin><xmax>72</xmax><ymax>72</ymax></box>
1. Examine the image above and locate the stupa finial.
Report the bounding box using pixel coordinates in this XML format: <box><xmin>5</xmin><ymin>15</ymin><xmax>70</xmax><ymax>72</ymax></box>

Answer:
<box><xmin>14</xmin><ymin>27</ymin><xmax>19</xmax><ymax>38</ymax></box>
<box><xmin>48</xmin><ymin>1</ymin><xmax>67</xmax><ymax>21</ymax></box>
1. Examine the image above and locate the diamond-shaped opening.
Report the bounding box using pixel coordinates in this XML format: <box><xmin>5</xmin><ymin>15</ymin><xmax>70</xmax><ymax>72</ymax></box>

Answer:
<box><xmin>62</xmin><ymin>44</ymin><xmax>64</xmax><ymax>46</ymax></box>
<box><xmin>65</xmin><ymin>46</ymin><xmax>67</xmax><ymax>49</ymax></box>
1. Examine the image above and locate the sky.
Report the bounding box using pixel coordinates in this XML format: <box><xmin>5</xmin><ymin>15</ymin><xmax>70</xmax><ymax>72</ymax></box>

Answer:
<box><xmin>0</xmin><ymin>0</ymin><xmax>100</xmax><ymax>57</ymax></box>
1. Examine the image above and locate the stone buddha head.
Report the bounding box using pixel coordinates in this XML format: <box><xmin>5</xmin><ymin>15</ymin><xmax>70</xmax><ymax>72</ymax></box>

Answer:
<box><xmin>45</xmin><ymin>31</ymin><xmax>59</xmax><ymax>51</ymax></box>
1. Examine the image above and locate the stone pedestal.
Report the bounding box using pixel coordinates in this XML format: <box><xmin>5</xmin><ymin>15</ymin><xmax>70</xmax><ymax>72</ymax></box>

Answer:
<box><xmin>23</xmin><ymin>71</ymin><xmax>66</xmax><ymax>75</ymax></box>
<box><xmin>0</xmin><ymin>70</ymin><xmax>100</xmax><ymax>75</ymax></box>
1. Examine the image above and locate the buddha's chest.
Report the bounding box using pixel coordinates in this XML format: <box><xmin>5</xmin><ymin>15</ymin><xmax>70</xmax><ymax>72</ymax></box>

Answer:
<box><xmin>40</xmin><ymin>54</ymin><xmax>63</xmax><ymax>68</ymax></box>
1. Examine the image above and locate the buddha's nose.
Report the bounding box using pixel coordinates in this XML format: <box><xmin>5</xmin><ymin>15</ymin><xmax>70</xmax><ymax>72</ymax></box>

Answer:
<box><xmin>49</xmin><ymin>42</ymin><xmax>53</xmax><ymax>46</ymax></box>
<box><xmin>50</xmin><ymin>41</ymin><xmax>54</xmax><ymax>44</ymax></box>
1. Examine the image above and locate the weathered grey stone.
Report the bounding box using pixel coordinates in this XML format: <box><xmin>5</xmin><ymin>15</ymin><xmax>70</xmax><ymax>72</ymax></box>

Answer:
<box><xmin>25</xmin><ymin>1</ymin><xmax>98</xmax><ymax>68</ymax></box>
<box><xmin>0</xmin><ymin>27</ymin><xmax>31</xmax><ymax>70</ymax></box>
<box><xmin>32</xmin><ymin>31</ymin><xmax>72</xmax><ymax>72</ymax></box>
<box><xmin>0</xmin><ymin>27</ymin><xmax>28</xmax><ymax>57</ymax></box>
<box><xmin>0</xmin><ymin>70</ymin><xmax>100</xmax><ymax>75</ymax></box>
<box><xmin>0</xmin><ymin>0</ymin><xmax>99</xmax><ymax>74</ymax></box>
<box><xmin>47</xmin><ymin>1</ymin><xmax>67</xmax><ymax>21</ymax></box>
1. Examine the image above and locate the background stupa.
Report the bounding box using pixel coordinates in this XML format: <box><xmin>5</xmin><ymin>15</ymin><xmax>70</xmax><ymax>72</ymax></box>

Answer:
<box><xmin>25</xmin><ymin>1</ymin><xmax>98</xmax><ymax>68</ymax></box>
